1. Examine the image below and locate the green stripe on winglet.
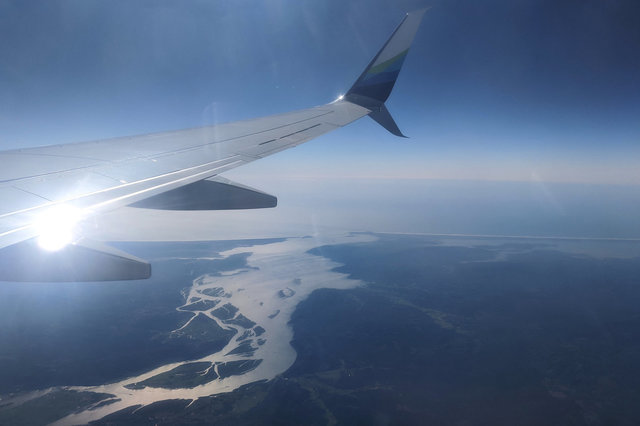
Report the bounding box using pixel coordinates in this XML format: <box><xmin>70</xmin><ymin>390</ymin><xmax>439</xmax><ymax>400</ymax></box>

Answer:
<box><xmin>368</xmin><ymin>49</ymin><xmax>408</xmax><ymax>75</ymax></box>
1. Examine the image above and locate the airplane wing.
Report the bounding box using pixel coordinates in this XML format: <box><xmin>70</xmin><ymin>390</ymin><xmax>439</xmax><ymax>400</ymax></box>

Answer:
<box><xmin>0</xmin><ymin>9</ymin><xmax>426</xmax><ymax>282</ymax></box>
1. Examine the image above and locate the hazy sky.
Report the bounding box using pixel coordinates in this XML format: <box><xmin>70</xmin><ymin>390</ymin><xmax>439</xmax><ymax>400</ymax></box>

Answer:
<box><xmin>1</xmin><ymin>0</ymin><xmax>638</xmax><ymax>185</ymax></box>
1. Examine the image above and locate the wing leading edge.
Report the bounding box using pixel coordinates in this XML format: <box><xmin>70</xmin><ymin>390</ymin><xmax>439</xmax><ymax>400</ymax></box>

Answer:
<box><xmin>0</xmin><ymin>10</ymin><xmax>426</xmax><ymax>281</ymax></box>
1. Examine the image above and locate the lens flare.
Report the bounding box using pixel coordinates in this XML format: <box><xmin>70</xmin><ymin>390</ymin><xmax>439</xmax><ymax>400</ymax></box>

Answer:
<box><xmin>35</xmin><ymin>205</ymin><xmax>83</xmax><ymax>251</ymax></box>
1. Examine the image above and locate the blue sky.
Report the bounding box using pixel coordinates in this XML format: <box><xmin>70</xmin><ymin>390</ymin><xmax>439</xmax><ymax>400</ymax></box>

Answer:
<box><xmin>0</xmin><ymin>0</ymin><xmax>639</xmax><ymax>240</ymax></box>
<box><xmin>1</xmin><ymin>0</ymin><xmax>639</xmax><ymax>185</ymax></box>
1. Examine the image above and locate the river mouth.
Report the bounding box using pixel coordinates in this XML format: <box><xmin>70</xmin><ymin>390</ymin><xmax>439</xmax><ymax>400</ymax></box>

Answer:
<box><xmin>0</xmin><ymin>233</ymin><xmax>372</xmax><ymax>425</ymax></box>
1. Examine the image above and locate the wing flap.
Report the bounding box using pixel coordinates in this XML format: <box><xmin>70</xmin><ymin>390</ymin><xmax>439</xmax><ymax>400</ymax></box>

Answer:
<box><xmin>0</xmin><ymin>152</ymin><xmax>104</xmax><ymax>182</ymax></box>
<box><xmin>0</xmin><ymin>187</ymin><xmax>47</xmax><ymax>216</ymax></box>
<box><xmin>13</xmin><ymin>171</ymin><xmax>120</xmax><ymax>202</ymax></box>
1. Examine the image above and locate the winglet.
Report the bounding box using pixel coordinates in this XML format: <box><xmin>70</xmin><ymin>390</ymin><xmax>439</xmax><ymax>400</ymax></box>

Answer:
<box><xmin>369</xmin><ymin>104</ymin><xmax>407</xmax><ymax>138</ymax></box>
<box><xmin>345</xmin><ymin>9</ymin><xmax>427</xmax><ymax>136</ymax></box>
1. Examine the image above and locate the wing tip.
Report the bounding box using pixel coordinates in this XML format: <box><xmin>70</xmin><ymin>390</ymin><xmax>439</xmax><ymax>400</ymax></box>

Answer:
<box><xmin>346</xmin><ymin>8</ymin><xmax>427</xmax><ymax>106</ymax></box>
<box><xmin>411</xmin><ymin>6</ymin><xmax>432</xmax><ymax>14</ymax></box>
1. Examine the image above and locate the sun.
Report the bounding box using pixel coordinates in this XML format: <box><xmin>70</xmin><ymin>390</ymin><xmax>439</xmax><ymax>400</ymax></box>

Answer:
<box><xmin>35</xmin><ymin>204</ymin><xmax>84</xmax><ymax>251</ymax></box>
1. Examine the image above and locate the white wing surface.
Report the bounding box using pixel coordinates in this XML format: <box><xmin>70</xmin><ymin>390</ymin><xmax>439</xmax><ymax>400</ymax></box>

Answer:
<box><xmin>0</xmin><ymin>9</ymin><xmax>426</xmax><ymax>281</ymax></box>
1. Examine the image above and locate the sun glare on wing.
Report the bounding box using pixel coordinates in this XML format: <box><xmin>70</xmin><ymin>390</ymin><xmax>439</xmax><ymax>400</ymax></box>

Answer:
<box><xmin>35</xmin><ymin>205</ymin><xmax>83</xmax><ymax>251</ymax></box>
